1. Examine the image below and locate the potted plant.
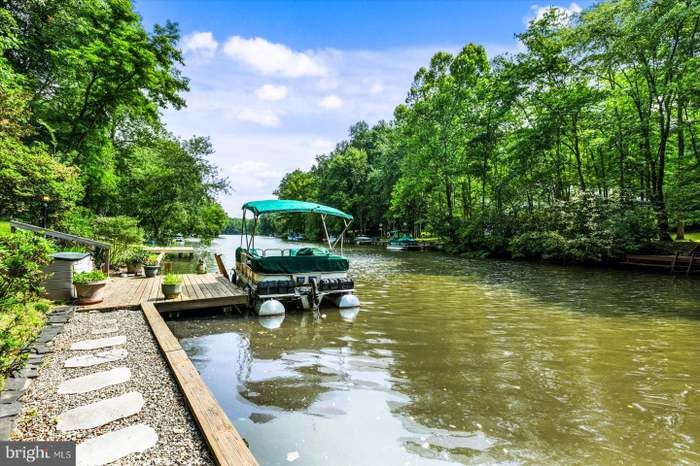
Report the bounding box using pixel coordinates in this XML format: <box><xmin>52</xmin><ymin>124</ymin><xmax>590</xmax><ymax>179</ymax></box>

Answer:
<box><xmin>125</xmin><ymin>249</ymin><xmax>147</xmax><ymax>275</ymax></box>
<box><xmin>161</xmin><ymin>273</ymin><xmax>183</xmax><ymax>299</ymax></box>
<box><xmin>73</xmin><ymin>271</ymin><xmax>108</xmax><ymax>305</ymax></box>
<box><xmin>143</xmin><ymin>254</ymin><xmax>160</xmax><ymax>277</ymax></box>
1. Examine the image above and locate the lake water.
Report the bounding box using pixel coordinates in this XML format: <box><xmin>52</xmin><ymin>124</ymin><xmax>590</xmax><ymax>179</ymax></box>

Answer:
<box><xmin>167</xmin><ymin>235</ymin><xmax>700</xmax><ymax>465</ymax></box>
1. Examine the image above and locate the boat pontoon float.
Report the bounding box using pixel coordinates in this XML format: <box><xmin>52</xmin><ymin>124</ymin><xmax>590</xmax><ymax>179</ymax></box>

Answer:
<box><xmin>234</xmin><ymin>200</ymin><xmax>360</xmax><ymax>316</ymax></box>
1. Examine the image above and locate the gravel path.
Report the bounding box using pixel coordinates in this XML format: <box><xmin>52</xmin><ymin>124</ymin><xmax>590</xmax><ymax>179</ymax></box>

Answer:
<box><xmin>13</xmin><ymin>309</ymin><xmax>213</xmax><ymax>466</ymax></box>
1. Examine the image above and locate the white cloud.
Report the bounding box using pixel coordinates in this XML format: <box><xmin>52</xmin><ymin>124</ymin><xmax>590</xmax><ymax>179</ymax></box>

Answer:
<box><xmin>526</xmin><ymin>2</ymin><xmax>582</xmax><ymax>24</ymax></box>
<box><xmin>255</xmin><ymin>84</ymin><xmax>288</xmax><ymax>101</ymax></box>
<box><xmin>318</xmin><ymin>94</ymin><xmax>343</xmax><ymax>110</ymax></box>
<box><xmin>181</xmin><ymin>31</ymin><xmax>218</xmax><ymax>57</ymax></box>
<box><xmin>223</xmin><ymin>36</ymin><xmax>328</xmax><ymax>78</ymax></box>
<box><xmin>236</xmin><ymin>108</ymin><xmax>281</xmax><ymax>127</ymax></box>
<box><xmin>369</xmin><ymin>82</ymin><xmax>384</xmax><ymax>94</ymax></box>
<box><xmin>310</xmin><ymin>138</ymin><xmax>334</xmax><ymax>152</ymax></box>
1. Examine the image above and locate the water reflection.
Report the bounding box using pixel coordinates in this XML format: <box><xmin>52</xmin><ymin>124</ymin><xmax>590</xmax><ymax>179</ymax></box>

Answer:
<box><xmin>168</xmin><ymin>235</ymin><xmax>700</xmax><ymax>465</ymax></box>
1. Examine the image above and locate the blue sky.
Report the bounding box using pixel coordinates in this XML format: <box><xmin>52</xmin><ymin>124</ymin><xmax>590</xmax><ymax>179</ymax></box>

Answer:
<box><xmin>134</xmin><ymin>0</ymin><xmax>592</xmax><ymax>215</ymax></box>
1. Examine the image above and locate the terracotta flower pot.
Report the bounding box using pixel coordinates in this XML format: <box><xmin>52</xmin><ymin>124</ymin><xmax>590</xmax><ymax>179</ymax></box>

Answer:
<box><xmin>143</xmin><ymin>265</ymin><xmax>160</xmax><ymax>278</ymax></box>
<box><xmin>161</xmin><ymin>283</ymin><xmax>182</xmax><ymax>299</ymax></box>
<box><xmin>74</xmin><ymin>281</ymin><xmax>108</xmax><ymax>305</ymax></box>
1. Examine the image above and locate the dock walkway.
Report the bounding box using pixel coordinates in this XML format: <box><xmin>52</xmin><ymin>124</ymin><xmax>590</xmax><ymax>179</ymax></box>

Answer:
<box><xmin>78</xmin><ymin>273</ymin><xmax>247</xmax><ymax>312</ymax></box>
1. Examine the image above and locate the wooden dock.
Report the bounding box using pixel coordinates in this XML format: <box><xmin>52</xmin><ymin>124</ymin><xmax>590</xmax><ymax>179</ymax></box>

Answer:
<box><xmin>78</xmin><ymin>273</ymin><xmax>247</xmax><ymax>312</ymax></box>
<box><xmin>145</xmin><ymin>246</ymin><xmax>195</xmax><ymax>256</ymax></box>
<box><xmin>142</xmin><ymin>302</ymin><xmax>258</xmax><ymax>466</ymax></box>
<box><xmin>622</xmin><ymin>252</ymin><xmax>700</xmax><ymax>274</ymax></box>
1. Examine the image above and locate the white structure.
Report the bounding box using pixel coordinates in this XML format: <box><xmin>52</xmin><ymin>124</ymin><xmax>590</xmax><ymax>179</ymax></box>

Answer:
<box><xmin>43</xmin><ymin>252</ymin><xmax>93</xmax><ymax>300</ymax></box>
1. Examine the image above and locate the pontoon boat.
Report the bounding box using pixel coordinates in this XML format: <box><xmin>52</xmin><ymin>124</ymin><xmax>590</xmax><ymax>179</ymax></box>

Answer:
<box><xmin>234</xmin><ymin>200</ymin><xmax>360</xmax><ymax>316</ymax></box>
<box><xmin>387</xmin><ymin>235</ymin><xmax>422</xmax><ymax>251</ymax></box>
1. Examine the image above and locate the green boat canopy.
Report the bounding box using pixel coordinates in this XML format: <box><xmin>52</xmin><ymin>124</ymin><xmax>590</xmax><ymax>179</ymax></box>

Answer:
<box><xmin>242</xmin><ymin>200</ymin><xmax>353</xmax><ymax>220</ymax></box>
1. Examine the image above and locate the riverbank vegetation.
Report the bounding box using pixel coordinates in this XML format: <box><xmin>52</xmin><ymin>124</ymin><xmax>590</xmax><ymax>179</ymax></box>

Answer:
<box><xmin>0</xmin><ymin>0</ymin><xmax>228</xmax><ymax>243</ymax></box>
<box><xmin>274</xmin><ymin>0</ymin><xmax>700</xmax><ymax>262</ymax></box>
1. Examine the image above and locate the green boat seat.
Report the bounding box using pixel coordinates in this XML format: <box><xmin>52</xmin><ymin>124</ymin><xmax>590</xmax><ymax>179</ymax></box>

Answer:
<box><xmin>236</xmin><ymin>247</ymin><xmax>349</xmax><ymax>274</ymax></box>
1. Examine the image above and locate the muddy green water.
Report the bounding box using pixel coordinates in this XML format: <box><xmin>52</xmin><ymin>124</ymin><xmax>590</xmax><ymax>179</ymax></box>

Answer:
<box><xmin>167</xmin><ymin>235</ymin><xmax>700</xmax><ymax>465</ymax></box>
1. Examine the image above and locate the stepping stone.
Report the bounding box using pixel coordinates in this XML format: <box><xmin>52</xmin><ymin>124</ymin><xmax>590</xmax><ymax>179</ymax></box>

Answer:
<box><xmin>57</xmin><ymin>392</ymin><xmax>144</xmax><ymax>431</ymax></box>
<box><xmin>76</xmin><ymin>424</ymin><xmax>158</xmax><ymax>466</ymax></box>
<box><xmin>70</xmin><ymin>336</ymin><xmax>126</xmax><ymax>351</ymax></box>
<box><xmin>57</xmin><ymin>367</ymin><xmax>130</xmax><ymax>394</ymax></box>
<box><xmin>91</xmin><ymin>327</ymin><xmax>119</xmax><ymax>335</ymax></box>
<box><xmin>64</xmin><ymin>349</ymin><xmax>128</xmax><ymax>368</ymax></box>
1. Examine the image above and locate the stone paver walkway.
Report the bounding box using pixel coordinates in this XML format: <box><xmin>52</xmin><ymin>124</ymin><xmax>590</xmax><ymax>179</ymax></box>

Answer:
<box><xmin>57</xmin><ymin>367</ymin><xmax>131</xmax><ymax>394</ymax></box>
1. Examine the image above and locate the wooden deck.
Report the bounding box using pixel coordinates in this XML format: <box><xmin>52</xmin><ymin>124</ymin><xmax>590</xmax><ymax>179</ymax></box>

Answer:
<box><xmin>78</xmin><ymin>273</ymin><xmax>247</xmax><ymax>312</ymax></box>
<box><xmin>144</xmin><ymin>246</ymin><xmax>195</xmax><ymax>255</ymax></box>
<box><xmin>622</xmin><ymin>252</ymin><xmax>700</xmax><ymax>274</ymax></box>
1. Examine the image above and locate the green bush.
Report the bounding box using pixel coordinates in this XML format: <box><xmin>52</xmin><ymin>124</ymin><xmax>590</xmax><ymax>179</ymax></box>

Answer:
<box><xmin>508</xmin><ymin>194</ymin><xmax>657</xmax><ymax>262</ymax></box>
<box><xmin>73</xmin><ymin>271</ymin><xmax>107</xmax><ymax>284</ymax></box>
<box><xmin>0</xmin><ymin>230</ymin><xmax>54</xmax><ymax>303</ymax></box>
<box><xmin>93</xmin><ymin>216</ymin><xmax>144</xmax><ymax>266</ymax></box>
<box><xmin>0</xmin><ymin>231</ymin><xmax>54</xmax><ymax>388</ymax></box>
<box><xmin>123</xmin><ymin>248</ymin><xmax>148</xmax><ymax>265</ymax></box>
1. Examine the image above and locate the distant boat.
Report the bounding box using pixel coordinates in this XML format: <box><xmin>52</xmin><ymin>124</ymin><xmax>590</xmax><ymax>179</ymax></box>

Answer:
<box><xmin>287</xmin><ymin>233</ymin><xmax>304</xmax><ymax>241</ymax></box>
<box><xmin>354</xmin><ymin>235</ymin><xmax>374</xmax><ymax>245</ymax></box>
<box><xmin>387</xmin><ymin>235</ymin><xmax>421</xmax><ymax>251</ymax></box>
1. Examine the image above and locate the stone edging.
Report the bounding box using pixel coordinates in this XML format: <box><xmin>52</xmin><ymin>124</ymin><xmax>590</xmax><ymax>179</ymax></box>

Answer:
<box><xmin>0</xmin><ymin>305</ymin><xmax>74</xmax><ymax>439</ymax></box>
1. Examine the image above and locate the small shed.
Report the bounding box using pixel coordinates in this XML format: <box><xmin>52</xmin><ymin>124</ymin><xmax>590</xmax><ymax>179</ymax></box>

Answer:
<box><xmin>10</xmin><ymin>220</ymin><xmax>112</xmax><ymax>301</ymax></box>
<box><xmin>43</xmin><ymin>252</ymin><xmax>94</xmax><ymax>300</ymax></box>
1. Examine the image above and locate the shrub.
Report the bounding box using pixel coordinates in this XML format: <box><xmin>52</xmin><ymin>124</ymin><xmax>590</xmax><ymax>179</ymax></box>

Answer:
<box><xmin>93</xmin><ymin>216</ymin><xmax>144</xmax><ymax>266</ymax></box>
<box><xmin>73</xmin><ymin>271</ymin><xmax>107</xmax><ymax>284</ymax></box>
<box><xmin>0</xmin><ymin>231</ymin><xmax>54</xmax><ymax>388</ymax></box>
<box><xmin>0</xmin><ymin>230</ymin><xmax>54</xmax><ymax>303</ymax></box>
<box><xmin>124</xmin><ymin>248</ymin><xmax>148</xmax><ymax>265</ymax></box>
<box><xmin>162</xmin><ymin>273</ymin><xmax>182</xmax><ymax>285</ymax></box>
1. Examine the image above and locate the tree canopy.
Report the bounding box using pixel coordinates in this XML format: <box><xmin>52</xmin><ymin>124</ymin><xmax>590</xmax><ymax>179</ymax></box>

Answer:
<box><xmin>274</xmin><ymin>0</ymin><xmax>700</xmax><ymax>261</ymax></box>
<box><xmin>1</xmin><ymin>0</ymin><xmax>228</xmax><ymax>240</ymax></box>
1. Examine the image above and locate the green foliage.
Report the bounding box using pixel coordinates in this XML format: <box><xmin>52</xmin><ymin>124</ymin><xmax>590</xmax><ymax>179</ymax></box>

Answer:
<box><xmin>143</xmin><ymin>255</ymin><xmax>159</xmax><ymax>267</ymax></box>
<box><xmin>72</xmin><ymin>271</ymin><xmax>107</xmax><ymax>284</ymax></box>
<box><xmin>275</xmin><ymin>0</ymin><xmax>700</xmax><ymax>257</ymax></box>
<box><xmin>92</xmin><ymin>216</ymin><xmax>143</xmax><ymax>266</ymax></box>
<box><xmin>0</xmin><ymin>231</ymin><xmax>53</xmax><ymax>385</ymax></box>
<box><xmin>124</xmin><ymin>248</ymin><xmax>148</xmax><ymax>265</ymax></box>
<box><xmin>118</xmin><ymin>132</ymin><xmax>229</xmax><ymax>240</ymax></box>
<box><xmin>0</xmin><ymin>231</ymin><xmax>54</xmax><ymax>304</ymax></box>
<box><xmin>162</xmin><ymin>273</ymin><xmax>182</xmax><ymax>286</ymax></box>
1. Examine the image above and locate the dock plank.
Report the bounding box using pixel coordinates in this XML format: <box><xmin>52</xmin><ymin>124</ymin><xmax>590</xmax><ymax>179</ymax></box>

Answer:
<box><xmin>143</xmin><ymin>304</ymin><xmax>258</xmax><ymax>466</ymax></box>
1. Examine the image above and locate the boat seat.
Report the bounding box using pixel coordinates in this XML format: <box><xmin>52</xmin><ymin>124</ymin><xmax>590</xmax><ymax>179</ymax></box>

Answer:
<box><xmin>236</xmin><ymin>247</ymin><xmax>349</xmax><ymax>274</ymax></box>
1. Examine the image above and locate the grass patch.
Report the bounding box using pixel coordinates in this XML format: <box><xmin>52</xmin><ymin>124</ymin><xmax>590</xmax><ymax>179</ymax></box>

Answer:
<box><xmin>674</xmin><ymin>231</ymin><xmax>700</xmax><ymax>242</ymax></box>
<box><xmin>0</xmin><ymin>220</ymin><xmax>10</xmax><ymax>235</ymax></box>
